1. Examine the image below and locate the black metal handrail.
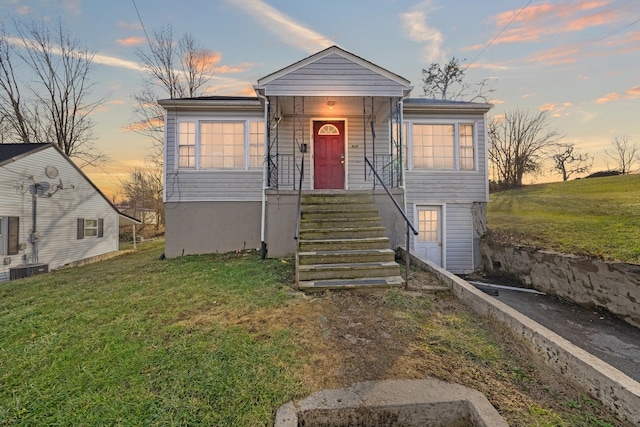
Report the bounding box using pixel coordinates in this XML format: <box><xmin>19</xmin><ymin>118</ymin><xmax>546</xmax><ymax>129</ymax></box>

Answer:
<box><xmin>365</xmin><ymin>157</ymin><xmax>418</xmax><ymax>235</ymax></box>
<box><xmin>294</xmin><ymin>154</ymin><xmax>305</xmax><ymax>240</ymax></box>
<box><xmin>365</xmin><ymin>157</ymin><xmax>418</xmax><ymax>288</ymax></box>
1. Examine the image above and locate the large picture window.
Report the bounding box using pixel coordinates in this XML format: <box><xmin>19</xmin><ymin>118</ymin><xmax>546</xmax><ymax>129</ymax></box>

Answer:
<box><xmin>177</xmin><ymin>120</ymin><xmax>264</xmax><ymax>170</ymax></box>
<box><xmin>200</xmin><ymin>122</ymin><xmax>244</xmax><ymax>169</ymax></box>
<box><xmin>411</xmin><ymin>122</ymin><xmax>475</xmax><ymax>171</ymax></box>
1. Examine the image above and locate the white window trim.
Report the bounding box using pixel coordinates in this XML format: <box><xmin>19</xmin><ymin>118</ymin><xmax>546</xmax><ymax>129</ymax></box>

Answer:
<box><xmin>175</xmin><ymin>118</ymin><xmax>264</xmax><ymax>171</ymax></box>
<box><xmin>407</xmin><ymin>120</ymin><xmax>477</xmax><ymax>172</ymax></box>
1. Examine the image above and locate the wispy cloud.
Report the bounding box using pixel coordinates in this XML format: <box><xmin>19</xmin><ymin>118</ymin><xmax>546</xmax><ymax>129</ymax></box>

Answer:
<box><xmin>539</xmin><ymin>102</ymin><xmax>573</xmax><ymax>117</ymax></box>
<box><xmin>116</xmin><ymin>21</ymin><xmax>143</xmax><ymax>31</ymax></box>
<box><xmin>15</xmin><ymin>5</ymin><xmax>31</xmax><ymax>14</ymax></box>
<box><xmin>627</xmin><ymin>86</ymin><xmax>640</xmax><ymax>98</ymax></box>
<box><xmin>492</xmin><ymin>0</ymin><xmax>618</xmax><ymax>44</ymax></box>
<box><xmin>93</xmin><ymin>53</ymin><xmax>144</xmax><ymax>71</ymax></box>
<box><xmin>227</xmin><ymin>0</ymin><xmax>336</xmax><ymax>53</ymax></box>
<box><xmin>594</xmin><ymin>92</ymin><xmax>620</xmax><ymax>104</ymax></box>
<box><xmin>116</xmin><ymin>37</ymin><xmax>145</xmax><ymax>47</ymax></box>
<box><xmin>400</xmin><ymin>1</ymin><xmax>443</xmax><ymax>63</ymax></box>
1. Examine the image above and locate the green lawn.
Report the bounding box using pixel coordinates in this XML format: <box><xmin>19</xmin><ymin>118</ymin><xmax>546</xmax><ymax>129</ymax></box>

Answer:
<box><xmin>488</xmin><ymin>174</ymin><xmax>640</xmax><ymax>263</ymax></box>
<box><xmin>0</xmin><ymin>241</ymin><xmax>303</xmax><ymax>426</ymax></box>
<box><xmin>0</xmin><ymin>240</ymin><xmax>623</xmax><ymax>426</ymax></box>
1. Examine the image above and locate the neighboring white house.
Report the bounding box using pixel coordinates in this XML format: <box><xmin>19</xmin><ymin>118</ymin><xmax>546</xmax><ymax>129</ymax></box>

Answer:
<box><xmin>160</xmin><ymin>46</ymin><xmax>492</xmax><ymax>274</ymax></box>
<box><xmin>0</xmin><ymin>143</ymin><xmax>140</xmax><ymax>281</ymax></box>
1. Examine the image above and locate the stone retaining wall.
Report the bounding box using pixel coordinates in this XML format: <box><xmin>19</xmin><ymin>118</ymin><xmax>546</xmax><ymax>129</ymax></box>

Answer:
<box><xmin>400</xmin><ymin>248</ymin><xmax>640</xmax><ymax>425</ymax></box>
<box><xmin>479</xmin><ymin>238</ymin><xmax>640</xmax><ymax>329</ymax></box>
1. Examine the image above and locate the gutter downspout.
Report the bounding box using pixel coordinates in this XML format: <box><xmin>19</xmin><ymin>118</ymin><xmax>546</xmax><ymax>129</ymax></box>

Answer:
<box><xmin>399</xmin><ymin>93</ymin><xmax>410</xmax><ymax>214</ymax></box>
<box><xmin>256</xmin><ymin>89</ymin><xmax>269</xmax><ymax>259</ymax></box>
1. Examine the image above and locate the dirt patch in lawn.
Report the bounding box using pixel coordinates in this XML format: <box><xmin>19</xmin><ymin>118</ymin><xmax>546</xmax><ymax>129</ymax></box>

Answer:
<box><xmin>219</xmin><ymin>269</ymin><xmax>630</xmax><ymax>426</ymax></box>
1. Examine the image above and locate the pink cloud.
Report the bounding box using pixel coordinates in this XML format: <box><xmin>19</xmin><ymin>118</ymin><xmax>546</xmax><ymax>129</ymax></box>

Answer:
<box><xmin>116</xmin><ymin>21</ymin><xmax>143</xmax><ymax>30</ymax></box>
<box><xmin>116</xmin><ymin>37</ymin><xmax>145</xmax><ymax>47</ymax></box>
<box><xmin>216</xmin><ymin>62</ymin><xmax>254</xmax><ymax>74</ymax></box>
<box><xmin>490</xmin><ymin>0</ymin><xmax>619</xmax><ymax>45</ymax></box>
<box><xmin>528</xmin><ymin>45</ymin><xmax>581</xmax><ymax>65</ymax></box>
<box><xmin>626</xmin><ymin>86</ymin><xmax>640</xmax><ymax>98</ymax></box>
<box><xmin>594</xmin><ymin>93</ymin><xmax>620</xmax><ymax>104</ymax></box>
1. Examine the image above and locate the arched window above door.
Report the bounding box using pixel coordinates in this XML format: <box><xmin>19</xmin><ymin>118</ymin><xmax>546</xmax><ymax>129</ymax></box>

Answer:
<box><xmin>318</xmin><ymin>124</ymin><xmax>340</xmax><ymax>135</ymax></box>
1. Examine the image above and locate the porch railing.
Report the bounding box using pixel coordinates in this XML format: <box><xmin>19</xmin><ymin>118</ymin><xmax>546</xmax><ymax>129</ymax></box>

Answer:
<box><xmin>365</xmin><ymin>157</ymin><xmax>418</xmax><ymax>288</ymax></box>
<box><xmin>294</xmin><ymin>154</ymin><xmax>305</xmax><ymax>240</ymax></box>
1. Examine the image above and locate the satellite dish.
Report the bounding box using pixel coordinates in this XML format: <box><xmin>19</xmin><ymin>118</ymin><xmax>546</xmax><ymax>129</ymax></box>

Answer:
<box><xmin>45</xmin><ymin>165</ymin><xmax>59</xmax><ymax>179</ymax></box>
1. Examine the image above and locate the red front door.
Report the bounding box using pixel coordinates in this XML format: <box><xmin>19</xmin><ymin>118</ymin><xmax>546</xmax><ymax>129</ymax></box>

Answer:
<box><xmin>313</xmin><ymin>121</ymin><xmax>345</xmax><ymax>189</ymax></box>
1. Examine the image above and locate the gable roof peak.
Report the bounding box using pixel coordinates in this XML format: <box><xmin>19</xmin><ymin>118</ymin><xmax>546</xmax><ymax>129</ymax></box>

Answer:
<box><xmin>256</xmin><ymin>45</ymin><xmax>411</xmax><ymax>91</ymax></box>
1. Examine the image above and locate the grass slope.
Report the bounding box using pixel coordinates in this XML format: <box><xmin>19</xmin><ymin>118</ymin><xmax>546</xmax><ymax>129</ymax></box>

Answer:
<box><xmin>0</xmin><ymin>241</ymin><xmax>302</xmax><ymax>426</ymax></box>
<box><xmin>0</xmin><ymin>240</ymin><xmax>625</xmax><ymax>426</ymax></box>
<box><xmin>488</xmin><ymin>174</ymin><xmax>640</xmax><ymax>264</ymax></box>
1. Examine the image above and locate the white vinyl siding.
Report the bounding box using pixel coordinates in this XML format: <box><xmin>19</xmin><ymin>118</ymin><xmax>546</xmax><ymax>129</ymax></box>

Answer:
<box><xmin>0</xmin><ymin>146</ymin><xmax>119</xmax><ymax>282</ymax></box>
<box><xmin>259</xmin><ymin>52</ymin><xmax>410</xmax><ymax>97</ymax></box>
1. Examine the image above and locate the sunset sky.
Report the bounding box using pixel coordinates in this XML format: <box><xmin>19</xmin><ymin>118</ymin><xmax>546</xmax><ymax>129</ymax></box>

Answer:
<box><xmin>1</xmin><ymin>0</ymin><xmax>639</xmax><ymax>198</ymax></box>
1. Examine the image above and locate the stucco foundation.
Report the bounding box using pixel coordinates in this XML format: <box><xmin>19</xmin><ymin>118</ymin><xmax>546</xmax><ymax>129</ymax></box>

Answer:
<box><xmin>164</xmin><ymin>201</ymin><xmax>261</xmax><ymax>258</ymax></box>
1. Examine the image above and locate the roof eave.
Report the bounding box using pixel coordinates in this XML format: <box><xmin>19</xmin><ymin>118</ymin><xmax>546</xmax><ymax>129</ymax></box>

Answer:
<box><xmin>158</xmin><ymin>98</ymin><xmax>262</xmax><ymax>111</ymax></box>
<box><xmin>403</xmin><ymin>101</ymin><xmax>493</xmax><ymax>114</ymax></box>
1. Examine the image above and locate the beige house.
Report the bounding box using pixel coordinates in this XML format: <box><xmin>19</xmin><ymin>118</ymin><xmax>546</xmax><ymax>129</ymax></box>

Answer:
<box><xmin>160</xmin><ymin>46</ymin><xmax>491</xmax><ymax>286</ymax></box>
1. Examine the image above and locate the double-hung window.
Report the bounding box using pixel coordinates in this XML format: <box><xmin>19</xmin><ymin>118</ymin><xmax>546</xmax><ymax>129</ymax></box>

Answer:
<box><xmin>178</xmin><ymin>122</ymin><xmax>196</xmax><ymax>168</ymax></box>
<box><xmin>77</xmin><ymin>218</ymin><xmax>104</xmax><ymax>239</ymax></box>
<box><xmin>410</xmin><ymin>122</ymin><xmax>475</xmax><ymax>171</ymax></box>
<box><xmin>177</xmin><ymin>120</ymin><xmax>264</xmax><ymax>170</ymax></box>
<box><xmin>0</xmin><ymin>216</ymin><xmax>19</xmax><ymax>255</ymax></box>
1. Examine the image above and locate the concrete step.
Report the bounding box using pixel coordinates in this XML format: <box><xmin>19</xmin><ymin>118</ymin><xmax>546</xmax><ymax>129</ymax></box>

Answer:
<box><xmin>301</xmin><ymin>192</ymin><xmax>374</xmax><ymax>205</ymax></box>
<box><xmin>299</xmin><ymin>217</ymin><xmax>383</xmax><ymax>230</ymax></box>
<box><xmin>299</xmin><ymin>226</ymin><xmax>387</xmax><ymax>240</ymax></box>
<box><xmin>297</xmin><ymin>248</ymin><xmax>396</xmax><ymax>265</ymax></box>
<box><xmin>298</xmin><ymin>237</ymin><xmax>391</xmax><ymax>252</ymax></box>
<box><xmin>301</xmin><ymin>209</ymin><xmax>380</xmax><ymax>220</ymax></box>
<box><xmin>297</xmin><ymin>261</ymin><xmax>401</xmax><ymax>281</ymax></box>
<box><xmin>298</xmin><ymin>276</ymin><xmax>405</xmax><ymax>291</ymax></box>
<box><xmin>301</xmin><ymin>203</ymin><xmax>378</xmax><ymax>215</ymax></box>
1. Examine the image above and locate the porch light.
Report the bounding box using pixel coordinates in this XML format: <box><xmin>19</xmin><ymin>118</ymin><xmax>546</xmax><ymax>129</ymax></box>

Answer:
<box><xmin>327</xmin><ymin>101</ymin><xmax>335</xmax><ymax>109</ymax></box>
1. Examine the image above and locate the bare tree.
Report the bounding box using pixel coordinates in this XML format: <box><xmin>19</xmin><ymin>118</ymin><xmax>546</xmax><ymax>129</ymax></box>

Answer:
<box><xmin>0</xmin><ymin>18</ymin><xmax>107</xmax><ymax>167</ymax></box>
<box><xmin>422</xmin><ymin>57</ymin><xmax>494</xmax><ymax>103</ymax></box>
<box><xmin>551</xmin><ymin>142</ymin><xmax>592</xmax><ymax>181</ymax></box>
<box><xmin>605</xmin><ymin>135</ymin><xmax>640</xmax><ymax>174</ymax></box>
<box><xmin>119</xmin><ymin>163</ymin><xmax>164</xmax><ymax>229</ymax></box>
<box><xmin>129</xmin><ymin>25</ymin><xmax>215</xmax><ymax>158</ymax></box>
<box><xmin>488</xmin><ymin>109</ymin><xmax>561</xmax><ymax>188</ymax></box>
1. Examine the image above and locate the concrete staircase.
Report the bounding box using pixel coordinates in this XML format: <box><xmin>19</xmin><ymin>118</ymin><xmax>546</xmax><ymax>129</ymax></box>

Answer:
<box><xmin>296</xmin><ymin>191</ymin><xmax>404</xmax><ymax>291</ymax></box>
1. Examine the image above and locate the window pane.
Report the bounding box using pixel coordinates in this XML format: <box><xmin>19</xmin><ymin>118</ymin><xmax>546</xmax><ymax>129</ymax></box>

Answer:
<box><xmin>418</xmin><ymin>209</ymin><xmax>438</xmax><ymax>242</ymax></box>
<box><xmin>249</xmin><ymin>121</ymin><xmax>264</xmax><ymax>168</ymax></box>
<box><xmin>460</xmin><ymin>124</ymin><xmax>475</xmax><ymax>170</ymax></box>
<box><xmin>178</xmin><ymin>121</ymin><xmax>196</xmax><ymax>168</ymax></box>
<box><xmin>200</xmin><ymin>121</ymin><xmax>245</xmax><ymax>169</ymax></box>
<box><xmin>413</xmin><ymin>124</ymin><xmax>454</xmax><ymax>170</ymax></box>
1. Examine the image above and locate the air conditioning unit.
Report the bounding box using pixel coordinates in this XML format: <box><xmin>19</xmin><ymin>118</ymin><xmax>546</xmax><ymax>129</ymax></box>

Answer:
<box><xmin>10</xmin><ymin>264</ymin><xmax>49</xmax><ymax>280</ymax></box>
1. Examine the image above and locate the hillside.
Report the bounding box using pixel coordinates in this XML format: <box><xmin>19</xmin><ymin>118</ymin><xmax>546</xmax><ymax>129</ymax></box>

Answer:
<box><xmin>487</xmin><ymin>174</ymin><xmax>640</xmax><ymax>264</ymax></box>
